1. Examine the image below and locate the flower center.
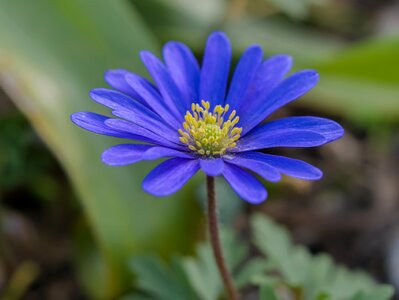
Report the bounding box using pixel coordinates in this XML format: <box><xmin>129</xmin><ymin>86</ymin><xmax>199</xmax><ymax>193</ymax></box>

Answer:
<box><xmin>178</xmin><ymin>100</ymin><xmax>242</xmax><ymax>157</ymax></box>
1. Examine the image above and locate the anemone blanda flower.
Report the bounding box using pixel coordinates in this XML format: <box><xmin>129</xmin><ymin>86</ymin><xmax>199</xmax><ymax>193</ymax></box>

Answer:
<box><xmin>71</xmin><ymin>31</ymin><xmax>343</xmax><ymax>204</ymax></box>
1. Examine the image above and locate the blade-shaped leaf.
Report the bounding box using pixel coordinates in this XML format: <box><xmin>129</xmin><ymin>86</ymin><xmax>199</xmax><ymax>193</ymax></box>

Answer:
<box><xmin>0</xmin><ymin>0</ymin><xmax>201</xmax><ymax>298</ymax></box>
<box><xmin>309</xmin><ymin>36</ymin><xmax>399</xmax><ymax>124</ymax></box>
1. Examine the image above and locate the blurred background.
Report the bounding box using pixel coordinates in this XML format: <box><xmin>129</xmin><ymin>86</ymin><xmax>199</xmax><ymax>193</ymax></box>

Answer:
<box><xmin>0</xmin><ymin>0</ymin><xmax>398</xmax><ymax>299</ymax></box>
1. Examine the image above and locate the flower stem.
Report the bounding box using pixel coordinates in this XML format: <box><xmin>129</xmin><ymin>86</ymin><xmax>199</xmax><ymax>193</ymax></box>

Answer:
<box><xmin>206</xmin><ymin>176</ymin><xmax>239</xmax><ymax>300</ymax></box>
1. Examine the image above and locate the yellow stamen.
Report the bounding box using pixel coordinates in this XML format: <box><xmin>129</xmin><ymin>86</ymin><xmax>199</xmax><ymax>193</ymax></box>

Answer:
<box><xmin>178</xmin><ymin>100</ymin><xmax>242</xmax><ymax>157</ymax></box>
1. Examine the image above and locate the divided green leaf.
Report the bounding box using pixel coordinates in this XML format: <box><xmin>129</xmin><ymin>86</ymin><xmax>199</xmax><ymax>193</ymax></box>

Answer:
<box><xmin>251</xmin><ymin>214</ymin><xmax>394</xmax><ymax>300</ymax></box>
<box><xmin>124</xmin><ymin>214</ymin><xmax>394</xmax><ymax>300</ymax></box>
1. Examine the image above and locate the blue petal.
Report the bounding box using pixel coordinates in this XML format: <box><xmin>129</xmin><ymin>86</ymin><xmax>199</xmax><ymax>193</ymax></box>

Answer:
<box><xmin>142</xmin><ymin>158</ymin><xmax>199</xmax><ymax>196</ymax></box>
<box><xmin>222</xmin><ymin>163</ymin><xmax>267</xmax><ymax>204</ymax></box>
<box><xmin>241</xmin><ymin>70</ymin><xmax>319</xmax><ymax>134</ymax></box>
<box><xmin>90</xmin><ymin>88</ymin><xmax>161</xmax><ymax>119</ymax></box>
<box><xmin>140</xmin><ymin>51</ymin><xmax>187</xmax><ymax>118</ymax></box>
<box><xmin>104</xmin><ymin>69</ymin><xmax>146</xmax><ymax>105</ymax></box>
<box><xmin>199</xmin><ymin>31</ymin><xmax>232</xmax><ymax>107</ymax></box>
<box><xmin>111</xmin><ymin>109</ymin><xmax>180</xmax><ymax>143</ymax></box>
<box><xmin>200</xmin><ymin>158</ymin><xmax>224</xmax><ymax>176</ymax></box>
<box><xmin>163</xmin><ymin>41</ymin><xmax>200</xmax><ymax>106</ymax></box>
<box><xmin>247</xmin><ymin>116</ymin><xmax>344</xmax><ymax>143</ymax></box>
<box><xmin>90</xmin><ymin>88</ymin><xmax>181</xmax><ymax>138</ymax></box>
<box><xmin>71</xmin><ymin>112</ymin><xmax>138</xmax><ymax>139</ymax></box>
<box><xmin>252</xmin><ymin>55</ymin><xmax>293</xmax><ymax>96</ymax></box>
<box><xmin>225</xmin><ymin>45</ymin><xmax>263</xmax><ymax>110</ymax></box>
<box><xmin>243</xmin><ymin>152</ymin><xmax>322</xmax><ymax>180</ymax></box>
<box><xmin>124</xmin><ymin>73</ymin><xmax>182</xmax><ymax>129</ymax></box>
<box><xmin>102</xmin><ymin>144</ymin><xmax>152</xmax><ymax>166</ymax></box>
<box><xmin>224</xmin><ymin>154</ymin><xmax>281</xmax><ymax>182</ymax></box>
<box><xmin>105</xmin><ymin>119</ymin><xmax>185</xmax><ymax>150</ymax></box>
<box><xmin>239</xmin><ymin>55</ymin><xmax>292</xmax><ymax>117</ymax></box>
<box><xmin>142</xmin><ymin>147</ymin><xmax>192</xmax><ymax>160</ymax></box>
<box><xmin>91</xmin><ymin>87</ymin><xmax>178</xmax><ymax>128</ymax></box>
<box><xmin>235</xmin><ymin>130</ymin><xmax>326</xmax><ymax>151</ymax></box>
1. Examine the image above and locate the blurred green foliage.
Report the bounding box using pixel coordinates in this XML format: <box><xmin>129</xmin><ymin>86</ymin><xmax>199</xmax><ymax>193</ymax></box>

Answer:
<box><xmin>312</xmin><ymin>36</ymin><xmax>399</xmax><ymax>123</ymax></box>
<box><xmin>122</xmin><ymin>229</ymin><xmax>253</xmax><ymax>300</ymax></box>
<box><xmin>0</xmin><ymin>0</ymin><xmax>398</xmax><ymax>298</ymax></box>
<box><xmin>251</xmin><ymin>215</ymin><xmax>394</xmax><ymax>300</ymax></box>
<box><xmin>0</xmin><ymin>0</ymin><xmax>202</xmax><ymax>298</ymax></box>
<box><xmin>122</xmin><ymin>214</ymin><xmax>394</xmax><ymax>300</ymax></box>
<box><xmin>134</xmin><ymin>0</ymin><xmax>399</xmax><ymax>125</ymax></box>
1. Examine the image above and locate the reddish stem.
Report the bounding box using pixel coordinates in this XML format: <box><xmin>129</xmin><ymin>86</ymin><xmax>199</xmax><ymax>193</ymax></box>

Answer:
<box><xmin>206</xmin><ymin>176</ymin><xmax>239</xmax><ymax>300</ymax></box>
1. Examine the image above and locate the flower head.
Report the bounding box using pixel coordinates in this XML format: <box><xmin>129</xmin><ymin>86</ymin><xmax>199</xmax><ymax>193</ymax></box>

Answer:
<box><xmin>179</xmin><ymin>101</ymin><xmax>241</xmax><ymax>156</ymax></box>
<box><xmin>71</xmin><ymin>31</ymin><xmax>344</xmax><ymax>204</ymax></box>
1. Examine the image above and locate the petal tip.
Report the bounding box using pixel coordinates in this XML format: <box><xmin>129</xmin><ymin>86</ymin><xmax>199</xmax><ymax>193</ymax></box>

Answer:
<box><xmin>306</xmin><ymin>69</ymin><xmax>320</xmax><ymax>82</ymax></box>
<box><xmin>307</xmin><ymin>168</ymin><xmax>323</xmax><ymax>180</ymax></box>
<box><xmin>268</xmin><ymin>173</ymin><xmax>282</xmax><ymax>183</ymax></box>
<box><xmin>89</xmin><ymin>88</ymin><xmax>105</xmax><ymax>99</ymax></box>
<box><xmin>163</xmin><ymin>40</ymin><xmax>183</xmax><ymax>51</ymax></box>
<box><xmin>209</xmin><ymin>30</ymin><xmax>228</xmax><ymax>39</ymax></box>
<box><xmin>100</xmin><ymin>152</ymin><xmax>115</xmax><ymax>166</ymax></box>
<box><xmin>142</xmin><ymin>181</ymin><xmax>172</xmax><ymax>197</ymax></box>
<box><xmin>277</xmin><ymin>54</ymin><xmax>293</xmax><ymax>69</ymax></box>
<box><xmin>70</xmin><ymin>111</ymin><xmax>90</xmax><ymax>125</ymax></box>
<box><xmin>334</xmin><ymin>124</ymin><xmax>345</xmax><ymax>140</ymax></box>
<box><xmin>70</xmin><ymin>112</ymin><xmax>80</xmax><ymax>123</ymax></box>
<box><xmin>247</xmin><ymin>44</ymin><xmax>263</xmax><ymax>53</ymax></box>
<box><xmin>139</xmin><ymin>50</ymin><xmax>155</xmax><ymax>62</ymax></box>
<box><xmin>104</xmin><ymin>69</ymin><xmax>118</xmax><ymax>78</ymax></box>
<box><xmin>207</xmin><ymin>31</ymin><xmax>231</xmax><ymax>49</ymax></box>
<box><xmin>245</xmin><ymin>190</ymin><xmax>268</xmax><ymax>205</ymax></box>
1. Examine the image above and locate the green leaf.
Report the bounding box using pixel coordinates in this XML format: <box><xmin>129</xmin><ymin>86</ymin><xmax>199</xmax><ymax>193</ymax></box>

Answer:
<box><xmin>222</xmin><ymin>18</ymin><xmax>343</xmax><ymax>66</ymax></box>
<box><xmin>134</xmin><ymin>1</ymin><xmax>342</xmax><ymax>65</ymax></box>
<box><xmin>350</xmin><ymin>285</ymin><xmax>395</xmax><ymax>300</ymax></box>
<box><xmin>128</xmin><ymin>256</ymin><xmax>198</xmax><ymax>300</ymax></box>
<box><xmin>0</xmin><ymin>0</ymin><xmax>201</xmax><ymax>298</ymax></box>
<box><xmin>125</xmin><ymin>214</ymin><xmax>395</xmax><ymax>300</ymax></box>
<box><xmin>127</xmin><ymin>229</ymin><xmax>250</xmax><ymax>300</ymax></box>
<box><xmin>314</xmin><ymin>293</ymin><xmax>330</xmax><ymax>300</ymax></box>
<box><xmin>221</xmin><ymin>18</ymin><xmax>399</xmax><ymax>125</ymax></box>
<box><xmin>251</xmin><ymin>213</ymin><xmax>311</xmax><ymax>285</ymax></box>
<box><xmin>251</xmin><ymin>214</ymin><xmax>395</xmax><ymax>300</ymax></box>
<box><xmin>303</xmin><ymin>253</ymin><xmax>334</xmax><ymax>298</ymax></box>
<box><xmin>259</xmin><ymin>284</ymin><xmax>279</xmax><ymax>300</ymax></box>
<box><xmin>183</xmin><ymin>243</ymin><xmax>221</xmax><ymax>300</ymax></box>
<box><xmin>125</xmin><ymin>229</ymin><xmax>253</xmax><ymax>300</ymax></box>
<box><xmin>309</xmin><ymin>36</ymin><xmax>399</xmax><ymax>124</ymax></box>
<box><xmin>235</xmin><ymin>258</ymin><xmax>270</xmax><ymax>288</ymax></box>
<box><xmin>182</xmin><ymin>229</ymin><xmax>247</xmax><ymax>300</ymax></box>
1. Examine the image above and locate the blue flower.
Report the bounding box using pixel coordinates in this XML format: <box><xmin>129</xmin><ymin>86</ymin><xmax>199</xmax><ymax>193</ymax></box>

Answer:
<box><xmin>71</xmin><ymin>31</ymin><xmax>343</xmax><ymax>204</ymax></box>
